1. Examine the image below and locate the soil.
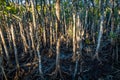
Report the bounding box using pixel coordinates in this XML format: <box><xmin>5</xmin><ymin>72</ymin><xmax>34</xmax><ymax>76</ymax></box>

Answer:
<box><xmin>0</xmin><ymin>39</ymin><xmax>120</xmax><ymax>80</ymax></box>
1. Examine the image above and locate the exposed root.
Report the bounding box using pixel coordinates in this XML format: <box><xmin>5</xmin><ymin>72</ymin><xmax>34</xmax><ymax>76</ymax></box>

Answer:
<box><xmin>92</xmin><ymin>52</ymin><xmax>102</xmax><ymax>63</ymax></box>
<box><xmin>39</xmin><ymin>73</ymin><xmax>45</xmax><ymax>80</ymax></box>
<box><xmin>48</xmin><ymin>48</ymin><xmax>53</xmax><ymax>58</ymax></box>
<box><xmin>44</xmin><ymin>63</ymin><xmax>55</xmax><ymax>73</ymax></box>
<box><xmin>73</xmin><ymin>52</ymin><xmax>80</xmax><ymax>80</ymax></box>
<box><xmin>49</xmin><ymin>66</ymin><xmax>63</xmax><ymax>79</ymax></box>
<box><xmin>1</xmin><ymin>66</ymin><xmax>8</xmax><ymax>80</ymax></box>
<box><xmin>72</xmin><ymin>54</ymin><xmax>77</xmax><ymax>62</ymax></box>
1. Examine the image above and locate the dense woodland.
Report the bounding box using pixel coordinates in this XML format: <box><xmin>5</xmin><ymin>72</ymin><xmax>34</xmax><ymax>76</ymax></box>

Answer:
<box><xmin>0</xmin><ymin>0</ymin><xmax>120</xmax><ymax>80</ymax></box>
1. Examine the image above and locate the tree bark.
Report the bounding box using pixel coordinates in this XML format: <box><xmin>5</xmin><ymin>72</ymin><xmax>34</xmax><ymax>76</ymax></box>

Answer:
<box><xmin>19</xmin><ymin>22</ymin><xmax>29</xmax><ymax>52</ymax></box>
<box><xmin>29</xmin><ymin>23</ymin><xmax>35</xmax><ymax>50</ymax></box>
<box><xmin>30</xmin><ymin>0</ymin><xmax>36</xmax><ymax>30</ymax></box>
<box><xmin>93</xmin><ymin>0</ymin><xmax>104</xmax><ymax>61</ymax></box>
<box><xmin>56</xmin><ymin>0</ymin><xmax>60</xmax><ymax>39</ymax></box>
<box><xmin>10</xmin><ymin>24</ymin><xmax>20</xmax><ymax>69</ymax></box>
<box><xmin>72</xmin><ymin>13</ymin><xmax>76</xmax><ymax>61</ymax></box>
<box><xmin>0</xmin><ymin>28</ymin><xmax>10</xmax><ymax>61</ymax></box>
<box><xmin>0</xmin><ymin>44</ymin><xmax>7</xmax><ymax>80</ymax></box>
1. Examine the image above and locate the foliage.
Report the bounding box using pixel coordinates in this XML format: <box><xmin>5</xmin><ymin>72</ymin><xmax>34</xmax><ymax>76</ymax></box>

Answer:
<box><xmin>110</xmin><ymin>31</ymin><xmax>117</xmax><ymax>39</ymax></box>
<box><xmin>85</xmin><ymin>38</ymin><xmax>91</xmax><ymax>44</ymax></box>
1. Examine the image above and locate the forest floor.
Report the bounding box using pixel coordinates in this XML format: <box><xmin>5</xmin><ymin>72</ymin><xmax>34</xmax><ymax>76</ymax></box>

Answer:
<box><xmin>0</xmin><ymin>39</ymin><xmax>120</xmax><ymax>80</ymax></box>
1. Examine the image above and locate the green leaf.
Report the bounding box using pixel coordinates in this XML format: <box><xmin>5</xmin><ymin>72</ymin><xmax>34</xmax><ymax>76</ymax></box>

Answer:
<box><xmin>3</xmin><ymin>11</ymin><xmax>7</xmax><ymax>15</ymax></box>
<box><xmin>36</xmin><ymin>5</ymin><xmax>41</xmax><ymax>12</ymax></box>
<box><xmin>6</xmin><ymin>6</ymin><xmax>11</xmax><ymax>10</ymax></box>
<box><xmin>85</xmin><ymin>39</ymin><xmax>91</xmax><ymax>44</ymax></box>
<box><xmin>110</xmin><ymin>32</ymin><xmax>117</xmax><ymax>39</ymax></box>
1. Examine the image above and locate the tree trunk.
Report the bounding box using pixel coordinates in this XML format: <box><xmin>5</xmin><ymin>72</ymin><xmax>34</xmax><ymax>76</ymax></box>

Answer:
<box><xmin>0</xmin><ymin>28</ymin><xmax>10</xmax><ymax>61</ymax></box>
<box><xmin>50</xmin><ymin>21</ymin><xmax>53</xmax><ymax>49</ymax></box>
<box><xmin>43</xmin><ymin>23</ymin><xmax>46</xmax><ymax>48</ymax></box>
<box><xmin>0</xmin><ymin>45</ymin><xmax>7</xmax><ymax>80</ymax></box>
<box><xmin>10</xmin><ymin>24</ymin><xmax>20</xmax><ymax>69</ymax></box>
<box><xmin>19</xmin><ymin>22</ymin><xmax>29</xmax><ymax>52</ymax></box>
<box><xmin>93</xmin><ymin>0</ymin><xmax>104</xmax><ymax>61</ymax></box>
<box><xmin>30</xmin><ymin>0</ymin><xmax>36</xmax><ymax>30</ymax></box>
<box><xmin>72</xmin><ymin>13</ymin><xmax>76</xmax><ymax>61</ymax></box>
<box><xmin>56</xmin><ymin>0</ymin><xmax>60</xmax><ymax>38</ymax></box>
<box><xmin>29</xmin><ymin>23</ymin><xmax>35</xmax><ymax>50</ymax></box>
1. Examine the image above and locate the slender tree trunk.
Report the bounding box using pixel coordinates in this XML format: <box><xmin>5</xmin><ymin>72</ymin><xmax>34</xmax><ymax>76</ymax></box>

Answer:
<box><xmin>6</xmin><ymin>24</ymin><xmax>12</xmax><ymax>51</ymax></box>
<box><xmin>73</xmin><ymin>13</ymin><xmax>83</xmax><ymax>80</ymax></box>
<box><xmin>53</xmin><ymin>35</ymin><xmax>64</xmax><ymax>79</ymax></box>
<box><xmin>53</xmin><ymin>26</ymin><xmax>56</xmax><ymax>44</ymax></box>
<box><xmin>0</xmin><ymin>28</ymin><xmax>10</xmax><ymax>61</ymax></box>
<box><xmin>91</xmin><ymin>22</ymin><xmax>96</xmax><ymax>44</ymax></box>
<box><xmin>36</xmin><ymin>29</ymin><xmax>44</xmax><ymax>78</ymax></box>
<box><xmin>56</xmin><ymin>0</ymin><xmax>60</xmax><ymax>38</ymax></box>
<box><xmin>29</xmin><ymin>23</ymin><xmax>35</xmax><ymax>50</ymax></box>
<box><xmin>76</xmin><ymin>14</ymin><xmax>80</xmax><ymax>49</ymax></box>
<box><xmin>93</xmin><ymin>1</ymin><xmax>104</xmax><ymax>61</ymax></box>
<box><xmin>73</xmin><ymin>52</ymin><xmax>79</xmax><ymax>79</ymax></box>
<box><xmin>56</xmin><ymin>38</ymin><xmax>60</xmax><ymax>70</ymax></box>
<box><xmin>30</xmin><ymin>0</ymin><xmax>36</xmax><ymax>30</ymax></box>
<box><xmin>26</xmin><ymin>27</ymin><xmax>31</xmax><ymax>49</ymax></box>
<box><xmin>51</xmin><ymin>0</ymin><xmax>63</xmax><ymax>78</ymax></box>
<box><xmin>0</xmin><ymin>44</ymin><xmax>7</xmax><ymax>80</ymax></box>
<box><xmin>64</xmin><ymin>12</ymin><xmax>67</xmax><ymax>35</ymax></box>
<box><xmin>72</xmin><ymin>13</ymin><xmax>76</xmax><ymax>61</ymax></box>
<box><xmin>55</xmin><ymin>0</ymin><xmax>61</xmax><ymax>70</ymax></box>
<box><xmin>19</xmin><ymin>22</ymin><xmax>29</xmax><ymax>52</ymax></box>
<box><xmin>0</xmin><ymin>66</ymin><xmax>7</xmax><ymax>80</ymax></box>
<box><xmin>43</xmin><ymin>23</ymin><xmax>46</xmax><ymax>48</ymax></box>
<box><xmin>43</xmin><ymin>25</ymin><xmax>47</xmax><ymax>47</ymax></box>
<box><xmin>85</xmin><ymin>8</ymin><xmax>88</xmax><ymax>29</ymax></box>
<box><xmin>93</xmin><ymin>15</ymin><xmax>104</xmax><ymax>60</ymax></box>
<box><xmin>10</xmin><ymin>24</ymin><xmax>20</xmax><ymax>69</ymax></box>
<box><xmin>49</xmin><ymin>1</ymin><xmax>53</xmax><ymax>49</ymax></box>
<box><xmin>37</xmin><ymin>44</ymin><xmax>43</xmax><ymax>75</ymax></box>
<box><xmin>111</xmin><ymin>0</ymin><xmax>115</xmax><ymax>46</ymax></box>
<box><xmin>115</xmin><ymin>24</ymin><xmax>120</xmax><ymax>62</ymax></box>
<box><xmin>50</xmin><ymin>21</ymin><xmax>53</xmax><ymax>49</ymax></box>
